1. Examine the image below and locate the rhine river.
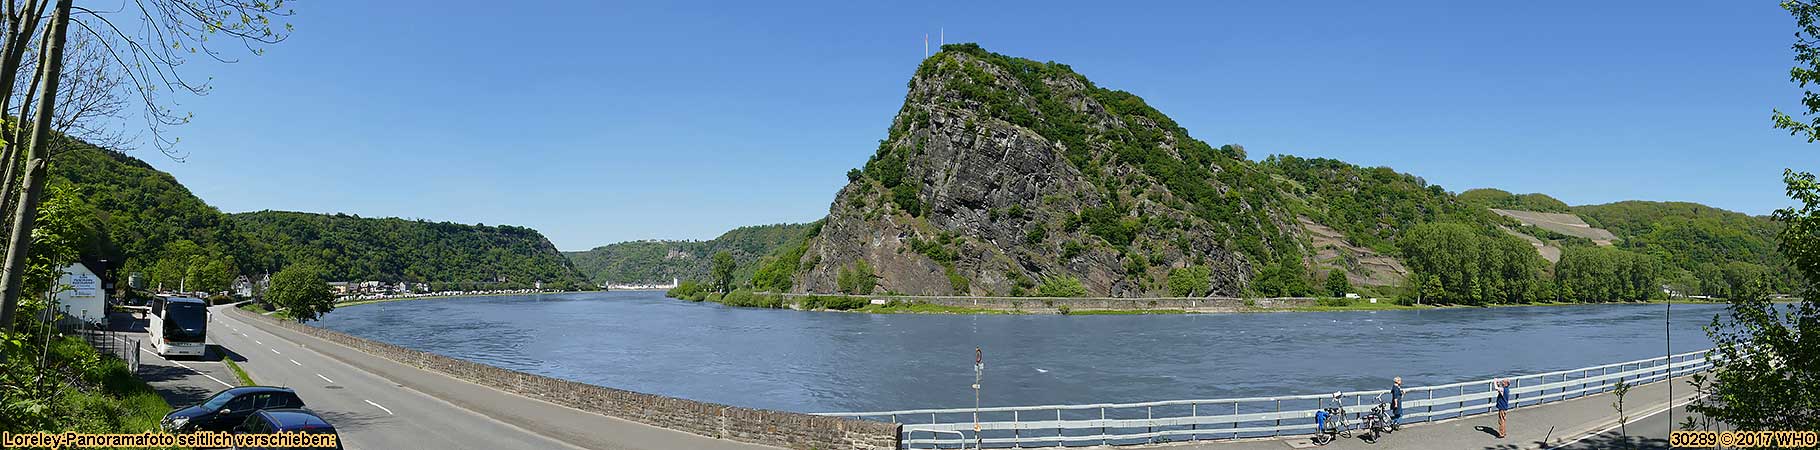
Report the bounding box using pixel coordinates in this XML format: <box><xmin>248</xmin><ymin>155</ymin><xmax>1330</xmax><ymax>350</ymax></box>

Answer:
<box><xmin>312</xmin><ymin>290</ymin><xmax>1723</xmax><ymax>414</ymax></box>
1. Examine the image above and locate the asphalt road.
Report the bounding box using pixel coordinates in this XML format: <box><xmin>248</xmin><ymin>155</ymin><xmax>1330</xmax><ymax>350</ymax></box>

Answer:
<box><xmin>131</xmin><ymin>305</ymin><xmax>779</xmax><ymax>450</ymax></box>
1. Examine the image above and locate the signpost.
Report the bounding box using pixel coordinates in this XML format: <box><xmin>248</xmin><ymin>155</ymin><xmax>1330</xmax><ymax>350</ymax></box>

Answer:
<box><xmin>974</xmin><ymin>347</ymin><xmax>984</xmax><ymax>448</ymax></box>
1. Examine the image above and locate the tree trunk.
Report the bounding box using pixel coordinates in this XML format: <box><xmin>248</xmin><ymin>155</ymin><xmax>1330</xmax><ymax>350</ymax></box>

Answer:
<box><xmin>0</xmin><ymin>27</ymin><xmax>46</xmax><ymax>241</ymax></box>
<box><xmin>0</xmin><ymin>0</ymin><xmax>69</xmax><ymax>338</ymax></box>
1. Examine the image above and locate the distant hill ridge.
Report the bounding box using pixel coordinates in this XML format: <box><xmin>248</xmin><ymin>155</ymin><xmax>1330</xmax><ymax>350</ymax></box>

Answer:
<box><xmin>52</xmin><ymin>143</ymin><xmax>591</xmax><ymax>289</ymax></box>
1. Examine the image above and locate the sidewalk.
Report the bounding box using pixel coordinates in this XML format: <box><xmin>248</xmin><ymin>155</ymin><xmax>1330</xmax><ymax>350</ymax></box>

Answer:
<box><xmin>1164</xmin><ymin>376</ymin><xmax>1700</xmax><ymax>450</ymax></box>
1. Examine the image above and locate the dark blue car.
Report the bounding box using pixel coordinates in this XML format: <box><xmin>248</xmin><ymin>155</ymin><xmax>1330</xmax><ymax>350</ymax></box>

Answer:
<box><xmin>231</xmin><ymin>409</ymin><xmax>343</xmax><ymax>450</ymax></box>
<box><xmin>162</xmin><ymin>386</ymin><xmax>306</xmax><ymax>433</ymax></box>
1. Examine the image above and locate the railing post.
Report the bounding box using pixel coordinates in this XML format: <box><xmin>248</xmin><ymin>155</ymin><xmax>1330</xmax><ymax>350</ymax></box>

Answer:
<box><xmin>1274</xmin><ymin>399</ymin><xmax>1282</xmax><ymax>437</ymax></box>
<box><xmin>1191</xmin><ymin>402</ymin><xmax>1198</xmax><ymax>441</ymax></box>
<box><xmin>1232</xmin><ymin>402</ymin><xmax>1239</xmax><ymax>440</ymax></box>
<box><xmin>1147</xmin><ymin>406</ymin><xmax>1154</xmax><ymax>443</ymax></box>
<box><xmin>1426</xmin><ymin>389</ymin><xmax>1433</xmax><ymax>423</ymax></box>
<box><xmin>1458</xmin><ymin>385</ymin><xmax>1465</xmax><ymax>419</ymax></box>
<box><xmin>1013</xmin><ymin>409</ymin><xmax>1019</xmax><ymax>448</ymax></box>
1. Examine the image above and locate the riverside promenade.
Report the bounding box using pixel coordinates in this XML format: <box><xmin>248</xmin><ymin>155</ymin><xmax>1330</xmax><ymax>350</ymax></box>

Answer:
<box><xmin>1176</xmin><ymin>376</ymin><xmax>1703</xmax><ymax>450</ymax></box>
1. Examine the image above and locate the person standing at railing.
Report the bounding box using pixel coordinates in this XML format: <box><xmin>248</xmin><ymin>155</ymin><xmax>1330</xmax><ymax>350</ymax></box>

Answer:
<box><xmin>1494</xmin><ymin>379</ymin><xmax>1511</xmax><ymax>438</ymax></box>
<box><xmin>1390</xmin><ymin>377</ymin><xmax>1404</xmax><ymax>428</ymax></box>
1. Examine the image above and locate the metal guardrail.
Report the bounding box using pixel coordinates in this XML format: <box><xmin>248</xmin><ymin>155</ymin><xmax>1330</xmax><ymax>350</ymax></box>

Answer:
<box><xmin>815</xmin><ymin>348</ymin><xmax>1713</xmax><ymax>448</ymax></box>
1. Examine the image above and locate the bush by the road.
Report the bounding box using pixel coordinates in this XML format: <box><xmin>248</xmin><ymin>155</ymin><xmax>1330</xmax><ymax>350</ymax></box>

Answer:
<box><xmin>2</xmin><ymin>334</ymin><xmax>173</xmax><ymax>442</ymax></box>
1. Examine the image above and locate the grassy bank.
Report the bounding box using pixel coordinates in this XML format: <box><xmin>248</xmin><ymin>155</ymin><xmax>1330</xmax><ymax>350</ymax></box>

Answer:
<box><xmin>1</xmin><ymin>335</ymin><xmax>177</xmax><ymax>444</ymax></box>
<box><xmin>224</xmin><ymin>357</ymin><xmax>256</xmax><ymax>386</ymax></box>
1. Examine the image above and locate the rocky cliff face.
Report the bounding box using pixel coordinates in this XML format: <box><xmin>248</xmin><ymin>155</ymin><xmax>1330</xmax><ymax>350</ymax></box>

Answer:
<box><xmin>794</xmin><ymin>44</ymin><xmax>1307</xmax><ymax>297</ymax></box>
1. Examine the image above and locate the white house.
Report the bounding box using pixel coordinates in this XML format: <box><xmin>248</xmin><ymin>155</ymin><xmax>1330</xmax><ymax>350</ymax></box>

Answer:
<box><xmin>52</xmin><ymin>262</ymin><xmax>106</xmax><ymax>328</ymax></box>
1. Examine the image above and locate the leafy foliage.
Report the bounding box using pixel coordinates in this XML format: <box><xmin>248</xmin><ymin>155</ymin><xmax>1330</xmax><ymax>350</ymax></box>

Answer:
<box><xmin>567</xmin><ymin>222</ymin><xmax>818</xmax><ymax>286</ymax></box>
<box><xmin>1036</xmin><ymin>275</ymin><xmax>1088</xmax><ymax>297</ymax></box>
<box><xmin>1166</xmin><ymin>265</ymin><xmax>1212</xmax><ymax>297</ymax></box>
<box><xmin>1457</xmin><ymin>188</ymin><xmax>1573</xmax><ymax>213</ymax></box>
<box><xmin>1323</xmin><ymin>268</ymin><xmax>1352</xmax><ymax>297</ymax></box>
<box><xmin>267</xmin><ymin>264</ymin><xmax>333</xmax><ymax>322</ymax></box>
<box><xmin>234</xmin><ymin>210</ymin><xmax>587</xmax><ymax>289</ymax></box>
<box><xmin>1571</xmin><ymin>201</ymin><xmax>1794</xmax><ymax>292</ymax></box>
<box><xmin>1396</xmin><ymin>222</ymin><xmax>1547</xmax><ymax>305</ymax></box>
<box><xmin>50</xmin><ymin>145</ymin><xmax>261</xmax><ymax>291</ymax></box>
<box><xmin>836</xmin><ymin>260</ymin><xmax>876</xmax><ymax>295</ymax></box>
<box><xmin>1266</xmin><ymin>155</ymin><xmax>1490</xmax><ymax>254</ymax></box>
<box><xmin>1554</xmin><ymin>246</ymin><xmax>1665</xmax><ymax>302</ymax></box>
<box><xmin>1773</xmin><ymin>0</ymin><xmax>1820</xmax><ymax>141</ymax></box>
<box><xmin>1689</xmin><ymin>169</ymin><xmax>1820</xmax><ymax>431</ymax></box>
<box><xmin>709</xmin><ymin>251</ymin><xmax>735</xmax><ymax>293</ymax></box>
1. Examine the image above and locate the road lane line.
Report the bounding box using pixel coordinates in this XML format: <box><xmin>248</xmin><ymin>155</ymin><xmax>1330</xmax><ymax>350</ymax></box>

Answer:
<box><xmin>254</xmin><ymin>340</ymin><xmax>264</xmax><ymax>345</ymax></box>
<box><xmin>289</xmin><ymin>359</ymin><xmax>301</xmax><ymax>366</ymax></box>
<box><xmin>315</xmin><ymin>373</ymin><xmax>334</xmax><ymax>384</ymax></box>
<box><xmin>364</xmin><ymin>399</ymin><xmax>393</xmax><ymax>415</ymax></box>
<box><xmin>269</xmin><ymin>348</ymin><xmax>281</xmax><ymax>355</ymax></box>
<box><xmin>139</xmin><ymin>347</ymin><xmax>234</xmax><ymax>388</ymax></box>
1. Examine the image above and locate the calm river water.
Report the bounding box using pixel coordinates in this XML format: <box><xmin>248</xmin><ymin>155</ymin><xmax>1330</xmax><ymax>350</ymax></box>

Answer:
<box><xmin>312</xmin><ymin>291</ymin><xmax>1723</xmax><ymax>413</ymax></box>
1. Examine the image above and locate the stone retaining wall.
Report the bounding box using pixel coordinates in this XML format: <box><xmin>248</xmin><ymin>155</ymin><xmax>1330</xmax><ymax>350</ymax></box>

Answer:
<box><xmin>231</xmin><ymin>308</ymin><xmax>899</xmax><ymax>450</ymax></box>
<box><xmin>780</xmin><ymin>294</ymin><xmax>1317</xmax><ymax>313</ymax></box>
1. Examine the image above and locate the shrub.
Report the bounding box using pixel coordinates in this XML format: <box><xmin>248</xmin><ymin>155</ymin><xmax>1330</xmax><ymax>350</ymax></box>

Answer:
<box><xmin>718</xmin><ymin>289</ymin><xmax>785</xmax><ymax>309</ymax></box>
<box><xmin>1167</xmin><ymin>266</ymin><xmax>1212</xmax><ymax>297</ymax></box>
<box><xmin>1025</xmin><ymin>226</ymin><xmax>1047</xmax><ymax>245</ymax></box>
<box><xmin>1037</xmin><ymin>276</ymin><xmax>1089</xmax><ymax>297</ymax></box>
<box><xmin>1316</xmin><ymin>297</ymin><xmax>1351</xmax><ymax>307</ymax></box>
<box><xmin>945</xmin><ymin>267</ymin><xmax>970</xmax><ymax>294</ymax></box>
<box><xmin>821</xmin><ymin>295</ymin><xmax>868</xmax><ymax>310</ymax></box>
<box><xmin>837</xmin><ymin>260</ymin><xmax>878</xmax><ymax>295</ymax></box>
<box><xmin>667</xmin><ymin>280</ymin><xmax>705</xmax><ymax>299</ymax></box>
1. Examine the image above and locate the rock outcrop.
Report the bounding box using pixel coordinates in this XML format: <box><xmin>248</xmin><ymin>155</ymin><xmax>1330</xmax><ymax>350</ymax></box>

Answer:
<box><xmin>793</xmin><ymin>44</ymin><xmax>1303</xmax><ymax>297</ymax></box>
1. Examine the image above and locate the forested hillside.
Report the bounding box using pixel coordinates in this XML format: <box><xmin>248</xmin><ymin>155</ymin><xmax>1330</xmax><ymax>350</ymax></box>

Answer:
<box><xmin>564</xmin><ymin>223</ymin><xmax>816</xmax><ymax>285</ymax></box>
<box><xmin>1570</xmin><ymin>201</ymin><xmax>1795</xmax><ymax>295</ymax></box>
<box><xmin>232</xmin><ymin>211</ymin><xmax>589</xmax><ymax>288</ymax></box>
<box><xmin>51</xmin><ymin>144</ymin><xmax>267</xmax><ymax>289</ymax></box>
<box><xmin>49</xmin><ymin>141</ymin><xmax>589</xmax><ymax>292</ymax></box>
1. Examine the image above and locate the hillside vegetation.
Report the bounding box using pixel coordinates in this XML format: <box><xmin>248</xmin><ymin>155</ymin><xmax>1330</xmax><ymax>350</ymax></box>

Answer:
<box><xmin>233</xmin><ymin>210</ymin><xmax>589</xmax><ymax>289</ymax></box>
<box><xmin>564</xmin><ymin>223</ymin><xmax>817</xmax><ymax>285</ymax></box>
<box><xmin>50</xmin><ymin>143</ymin><xmax>589</xmax><ymax>291</ymax></box>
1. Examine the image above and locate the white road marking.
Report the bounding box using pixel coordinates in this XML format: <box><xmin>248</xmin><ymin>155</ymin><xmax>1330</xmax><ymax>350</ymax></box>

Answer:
<box><xmin>364</xmin><ymin>399</ymin><xmax>394</xmax><ymax>415</ymax></box>
<box><xmin>316</xmin><ymin>373</ymin><xmax>334</xmax><ymax>384</ymax></box>
<box><xmin>138</xmin><ymin>346</ymin><xmax>234</xmax><ymax>388</ymax></box>
<box><xmin>254</xmin><ymin>340</ymin><xmax>264</xmax><ymax>345</ymax></box>
<box><xmin>269</xmin><ymin>348</ymin><xmax>281</xmax><ymax>355</ymax></box>
<box><xmin>289</xmin><ymin>359</ymin><xmax>301</xmax><ymax>366</ymax></box>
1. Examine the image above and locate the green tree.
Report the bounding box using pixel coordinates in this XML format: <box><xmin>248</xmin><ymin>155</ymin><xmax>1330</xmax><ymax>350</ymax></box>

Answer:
<box><xmin>709</xmin><ymin>251</ymin><xmax>735</xmax><ymax>293</ymax></box>
<box><xmin>1323</xmin><ymin>268</ymin><xmax>1352</xmax><ymax>297</ymax></box>
<box><xmin>1167</xmin><ymin>265</ymin><xmax>1212</xmax><ymax>297</ymax></box>
<box><xmin>1776</xmin><ymin>1</ymin><xmax>1820</xmax><ymax>141</ymax></box>
<box><xmin>1398</xmin><ymin>222</ymin><xmax>1544</xmax><ymax>305</ymax></box>
<box><xmin>1037</xmin><ymin>275</ymin><xmax>1089</xmax><ymax>297</ymax></box>
<box><xmin>267</xmin><ymin>265</ymin><xmax>334</xmax><ymax>323</ymax></box>
<box><xmin>186</xmin><ymin>256</ymin><xmax>237</xmax><ymax>295</ymax></box>
<box><xmin>1690</xmin><ymin>169</ymin><xmax>1820</xmax><ymax>431</ymax></box>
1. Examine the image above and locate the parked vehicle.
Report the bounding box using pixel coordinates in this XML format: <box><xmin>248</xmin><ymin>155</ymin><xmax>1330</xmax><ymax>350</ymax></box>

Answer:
<box><xmin>231</xmin><ymin>409</ymin><xmax>343</xmax><ymax>449</ymax></box>
<box><xmin>149</xmin><ymin>296</ymin><xmax>209</xmax><ymax>357</ymax></box>
<box><xmin>1357</xmin><ymin>393</ymin><xmax>1394</xmax><ymax>443</ymax></box>
<box><xmin>162</xmin><ymin>387</ymin><xmax>307</xmax><ymax>433</ymax></box>
<box><xmin>1312</xmin><ymin>392</ymin><xmax>1351</xmax><ymax>446</ymax></box>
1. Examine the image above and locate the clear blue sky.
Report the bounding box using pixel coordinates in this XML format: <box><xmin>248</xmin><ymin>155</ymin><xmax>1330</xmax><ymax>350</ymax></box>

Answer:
<box><xmin>152</xmin><ymin>0</ymin><xmax>1814</xmax><ymax>251</ymax></box>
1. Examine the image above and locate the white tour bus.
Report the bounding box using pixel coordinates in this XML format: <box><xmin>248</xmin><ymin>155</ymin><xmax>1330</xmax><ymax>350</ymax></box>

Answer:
<box><xmin>149</xmin><ymin>296</ymin><xmax>208</xmax><ymax>357</ymax></box>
